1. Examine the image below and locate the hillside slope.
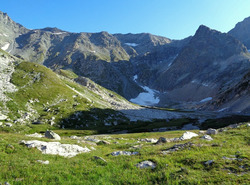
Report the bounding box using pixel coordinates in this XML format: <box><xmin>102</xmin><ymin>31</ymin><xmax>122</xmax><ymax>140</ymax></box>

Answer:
<box><xmin>0</xmin><ymin>49</ymin><xmax>139</xmax><ymax>130</ymax></box>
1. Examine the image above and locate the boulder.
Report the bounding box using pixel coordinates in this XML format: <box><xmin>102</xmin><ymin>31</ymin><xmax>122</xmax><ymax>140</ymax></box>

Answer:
<box><xmin>156</xmin><ymin>137</ymin><xmax>169</xmax><ymax>144</ymax></box>
<box><xmin>136</xmin><ymin>160</ymin><xmax>156</xmax><ymax>169</ymax></box>
<box><xmin>45</xmin><ymin>130</ymin><xmax>61</xmax><ymax>140</ymax></box>
<box><xmin>201</xmin><ymin>135</ymin><xmax>213</xmax><ymax>141</ymax></box>
<box><xmin>206</xmin><ymin>128</ymin><xmax>218</xmax><ymax>135</ymax></box>
<box><xmin>20</xmin><ymin>140</ymin><xmax>90</xmax><ymax>158</ymax></box>
<box><xmin>179</xmin><ymin>131</ymin><xmax>198</xmax><ymax>140</ymax></box>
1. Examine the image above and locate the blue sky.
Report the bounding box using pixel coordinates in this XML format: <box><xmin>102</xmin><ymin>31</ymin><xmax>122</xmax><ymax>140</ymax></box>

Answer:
<box><xmin>1</xmin><ymin>0</ymin><xmax>250</xmax><ymax>39</ymax></box>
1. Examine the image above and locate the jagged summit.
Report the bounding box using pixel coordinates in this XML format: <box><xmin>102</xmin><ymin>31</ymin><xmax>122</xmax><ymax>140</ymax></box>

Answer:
<box><xmin>229</xmin><ymin>16</ymin><xmax>250</xmax><ymax>48</ymax></box>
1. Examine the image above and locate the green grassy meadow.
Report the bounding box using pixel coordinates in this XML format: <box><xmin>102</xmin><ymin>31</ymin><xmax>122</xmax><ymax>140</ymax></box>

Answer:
<box><xmin>0</xmin><ymin>124</ymin><xmax>249</xmax><ymax>184</ymax></box>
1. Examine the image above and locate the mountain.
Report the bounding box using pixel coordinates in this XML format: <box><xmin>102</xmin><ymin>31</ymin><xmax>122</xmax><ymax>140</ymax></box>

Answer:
<box><xmin>228</xmin><ymin>16</ymin><xmax>250</xmax><ymax>49</ymax></box>
<box><xmin>0</xmin><ymin>11</ymin><xmax>190</xmax><ymax>100</ymax></box>
<box><xmin>154</xmin><ymin>25</ymin><xmax>250</xmax><ymax>112</ymax></box>
<box><xmin>0</xmin><ymin>10</ymin><xmax>249</xmax><ymax>115</ymax></box>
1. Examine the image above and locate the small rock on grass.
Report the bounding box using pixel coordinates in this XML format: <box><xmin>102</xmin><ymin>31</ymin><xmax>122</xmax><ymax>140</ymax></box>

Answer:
<box><xmin>198</xmin><ymin>130</ymin><xmax>206</xmax><ymax>135</ymax></box>
<box><xmin>26</xmin><ymin>133</ymin><xmax>43</xmax><ymax>138</ymax></box>
<box><xmin>111</xmin><ymin>151</ymin><xmax>139</xmax><ymax>156</ymax></box>
<box><xmin>93</xmin><ymin>156</ymin><xmax>107</xmax><ymax>163</ymax></box>
<box><xmin>5</xmin><ymin>123</ymin><xmax>12</xmax><ymax>127</ymax></box>
<box><xmin>206</xmin><ymin>128</ymin><xmax>218</xmax><ymax>135</ymax></box>
<box><xmin>0</xmin><ymin>114</ymin><xmax>7</xmax><ymax>120</ymax></box>
<box><xmin>37</xmin><ymin>160</ymin><xmax>49</xmax><ymax>165</ymax></box>
<box><xmin>97</xmin><ymin>140</ymin><xmax>111</xmax><ymax>145</ymax></box>
<box><xmin>156</xmin><ymin>137</ymin><xmax>169</xmax><ymax>144</ymax></box>
<box><xmin>204</xmin><ymin>160</ymin><xmax>214</xmax><ymax>166</ymax></box>
<box><xmin>136</xmin><ymin>160</ymin><xmax>156</xmax><ymax>169</ymax></box>
<box><xmin>179</xmin><ymin>131</ymin><xmax>198</xmax><ymax>140</ymax></box>
<box><xmin>201</xmin><ymin>135</ymin><xmax>213</xmax><ymax>141</ymax></box>
<box><xmin>45</xmin><ymin>130</ymin><xmax>61</xmax><ymax>140</ymax></box>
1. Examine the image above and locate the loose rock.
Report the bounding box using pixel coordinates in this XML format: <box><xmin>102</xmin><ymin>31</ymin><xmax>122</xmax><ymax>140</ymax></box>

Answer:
<box><xmin>136</xmin><ymin>160</ymin><xmax>156</xmax><ymax>169</ymax></box>
<box><xmin>5</xmin><ymin>122</ymin><xmax>12</xmax><ymax>127</ymax></box>
<box><xmin>45</xmin><ymin>130</ymin><xmax>61</xmax><ymax>140</ymax></box>
<box><xmin>201</xmin><ymin>135</ymin><xmax>213</xmax><ymax>141</ymax></box>
<box><xmin>204</xmin><ymin>160</ymin><xmax>214</xmax><ymax>166</ymax></box>
<box><xmin>37</xmin><ymin>160</ymin><xmax>50</xmax><ymax>165</ymax></box>
<box><xmin>69</xmin><ymin>135</ymin><xmax>81</xmax><ymax>140</ymax></box>
<box><xmin>0</xmin><ymin>114</ymin><xmax>7</xmax><ymax>120</ymax></box>
<box><xmin>93</xmin><ymin>156</ymin><xmax>107</xmax><ymax>163</ymax></box>
<box><xmin>97</xmin><ymin>140</ymin><xmax>111</xmax><ymax>145</ymax></box>
<box><xmin>206</xmin><ymin>128</ymin><xmax>218</xmax><ymax>135</ymax></box>
<box><xmin>156</xmin><ymin>137</ymin><xmax>170</xmax><ymax>144</ymax></box>
<box><xmin>140</xmin><ymin>138</ymin><xmax>157</xmax><ymax>143</ymax></box>
<box><xmin>110</xmin><ymin>151</ymin><xmax>139</xmax><ymax>156</ymax></box>
<box><xmin>26</xmin><ymin>133</ymin><xmax>43</xmax><ymax>138</ymax></box>
<box><xmin>162</xmin><ymin>142</ymin><xmax>195</xmax><ymax>154</ymax></box>
<box><xmin>179</xmin><ymin>131</ymin><xmax>198</xmax><ymax>140</ymax></box>
<box><xmin>198</xmin><ymin>131</ymin><xmax>206</xmax><ymax>135</ymax></box>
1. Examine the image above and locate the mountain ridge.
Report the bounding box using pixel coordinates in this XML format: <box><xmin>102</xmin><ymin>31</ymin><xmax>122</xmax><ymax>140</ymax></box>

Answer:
<box><xmin>0</xmin><ymin>10</ymin><xmax>249</xmax><ymax>114</ymax></box>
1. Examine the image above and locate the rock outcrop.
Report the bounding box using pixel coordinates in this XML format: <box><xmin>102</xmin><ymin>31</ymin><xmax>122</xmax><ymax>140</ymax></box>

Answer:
<box><xmin>20</xmin><ymin>140</ymin><xmax>91</xmax><ymax>157</ymax></box>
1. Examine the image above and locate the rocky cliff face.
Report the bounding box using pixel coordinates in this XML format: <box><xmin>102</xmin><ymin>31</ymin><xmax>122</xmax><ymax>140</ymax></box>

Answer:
<box><xmin>0</xmin><ymin>11</ymin><xmax>28</xmax><ymax>52</ymax></box>
<box><xmin>228</xmin><ymin>16</ymin><xmax>250</xmax><ymax>49</ymax></box>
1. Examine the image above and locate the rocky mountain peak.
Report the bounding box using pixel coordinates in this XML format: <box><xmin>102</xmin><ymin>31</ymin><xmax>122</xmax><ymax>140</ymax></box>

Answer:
<box><xmin>153</xmin><ymin>24</ymin><xmax>249</xmax><ymax>105</ymax></box>
<box><xmin>228</xmin><ymin>16</ymin><xmax>250</xmax><ymax>48</ymax></box>
<box><xmin>188</xmin><ymin>24</ymin><xmax>247</xmax><ymax>59</ymax></box>
<box><xmin>194</xmin><ymin>25</ymin><xmax>213</xmax><ymax>36</ymax></box>
<box><xmin>40</xmin><ymin>27</ymin><xmax>66</xmax><ymax>33</ymax></box>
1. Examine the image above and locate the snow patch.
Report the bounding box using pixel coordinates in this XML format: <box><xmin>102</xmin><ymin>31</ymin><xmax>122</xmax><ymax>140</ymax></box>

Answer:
<box><xmin>1</xmin><ymin>43</ymin><xmax>10</xmax><ymax>51</ymax></box>
<box><xmin>52</xmin><ymin>32</ymin><xmax>66</xmax><ymax>35</ymax></box>
<box><xmin>200</xmin><ymin>97</ymin><xmax>212</xmax><ymax>103</ymax></box>
<box><xmin>217</xmin><ymin>107</ymin><xmax>229</xmax><ymax>112</ymax></box>
<box><xmin>192</xmin><ymin>80</ymin><xmax>210</xmax><ymax>87</ymax></box>
<box><xmin>130</xmin><ymin>86</ymin><xmax>159</xmax><ymax>106</ymax></box>
<box><xmin>125</xmin><ymin>43</ymin><xmax>139</xmax><ymax>47</ymax></box>
<box><xmin>168</xmin><ymin>61</ymin><xmax>173</xmax><ymax>67</ymax></box>
<box><xmin>168</xmin><ymin>54</ymin><xmax>178</xmax><ymax>67</ymax></box>
<box><xmin>133</xmin><ymin>75</ymin><xmax>138</xmax><ymax>81</ymax></box>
